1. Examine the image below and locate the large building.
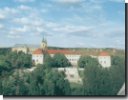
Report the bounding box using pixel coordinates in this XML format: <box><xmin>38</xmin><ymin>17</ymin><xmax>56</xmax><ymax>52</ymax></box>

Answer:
<box><xmin>12</xmin><ymin>44</ymin><xmax>29</xmax><ymax>54</ymax></box>
<box><xmin>32</xmin><ymin>38</ymin><xmax>81</xmax><ymax>66</ymax></box>
<box><xmin>11</xmin><ymin>37</ymin><xmax>111</xmax><ymax>67</ymax></box>
<box><xmin>32</xmin><ymin>38</ymin><xmax>111</xmax><ymax>68</ymax></box>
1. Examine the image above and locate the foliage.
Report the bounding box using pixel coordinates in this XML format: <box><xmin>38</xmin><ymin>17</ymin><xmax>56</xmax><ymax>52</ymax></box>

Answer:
<box><xmin>78</xmin><ymin>56</ymin><xmax>99</xmax><ymax>68</ymax></box>
<box><xmin>2</xmin><ymin>70</ymin><xmax>29</xmax><ymax>95</ymax></box>
<box><xmin>28</xmin><ymin>65</ymin><xmax>71</xmax><ymax>95</ymax></box>
<box><xmin>82</xmin><ymin>55</ymin><xmax>125</xmax><ymax>95</ymax></box>
<box><xmin>43</xmin><ymin>53</ymin><xmax>54</xmax><ymax>67</ymax></box>
<box><xmin>109</xmin><ymin>56</ymin><xmax>125</xmax><ymax>94</ymax></box>
<box><xmin>53</xmin><ymin>53</ymin><xmax>71</xmax><ymax>67</ymax></box>
<box><xmin>6</xmin><ymin>51</ymin><xmax>32</xmax><ymax>68</ymax></box>
<box><xmin>70</xmin><ymin>83</ymin><xmax>84</xmax><ymax>95</ymax></box>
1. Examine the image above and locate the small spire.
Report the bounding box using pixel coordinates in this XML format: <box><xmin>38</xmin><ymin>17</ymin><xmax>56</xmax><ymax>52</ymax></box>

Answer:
<box><xmin>42</xmin><ymin>35</ymin><xmax>45</xmax><ymax>42</ymax></box>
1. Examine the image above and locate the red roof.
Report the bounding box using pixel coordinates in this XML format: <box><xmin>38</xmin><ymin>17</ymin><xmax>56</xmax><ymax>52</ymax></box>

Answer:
<box><xmin>99</xmin><ymin>52</ymin><xmax>109</xmax><ymax>56</ymax></box>
<box><xmin>47</xmin><ymin>49</ymin><xmax>80</xmax><ymax>55</ymax></box>
<box><xmin>33</xmin><ymin>49</ymin><xmax>43</xmax><ymax>54</ymax></box>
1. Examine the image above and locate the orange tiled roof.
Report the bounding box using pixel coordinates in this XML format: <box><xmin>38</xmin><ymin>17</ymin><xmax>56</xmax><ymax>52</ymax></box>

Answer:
<box><xmin>33</xmin><ymin>48</ymin><xmax>43</xmax><ymax>54</ymax></box>
<box><xmin>47</xmin><ymin>49</ymin><xmax>80</xmax><ymax>55</ymax></box>
<box><xmin>99</xmin><ymin>52</ymin><xmax>109</xmax><ymax>56</ymax></box>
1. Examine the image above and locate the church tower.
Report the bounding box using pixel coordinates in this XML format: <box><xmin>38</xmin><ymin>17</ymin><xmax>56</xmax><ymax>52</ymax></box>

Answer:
<box><xmin>41</xmin><ymin>36</ymin><xmax>47</xmax><ymax>51</ymax></box>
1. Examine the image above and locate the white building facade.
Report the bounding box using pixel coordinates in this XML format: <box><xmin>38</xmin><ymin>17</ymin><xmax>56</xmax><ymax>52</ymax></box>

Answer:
<box><xmin>32</xmin><ymin>49</ymin><xmax>44</xmax><ymax>65</ymax></box>
<box><xmin>47</xmin><ymin>49</ymin><xmax>81</xmax><ymax>66</ymax></box>
<box><xmin>98</xmin><ymin>52</ymin><xmax>111</xmax><ymax>68</ymax></box>
<box><xmin>32</xmin><ymin>38</ymin><xmax>111</xmax><ymax>67</ymax></box>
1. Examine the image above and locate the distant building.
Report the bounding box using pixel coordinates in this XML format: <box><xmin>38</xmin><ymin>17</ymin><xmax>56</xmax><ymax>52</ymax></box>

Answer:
<box><xmin>32</xmin><ymin>38</ymin><xmax>81</xmax><ymax>66</ymax></box>
<box><xmin>98</xmin><ymin>52</ymin><xmax>111</xmax><ymax>68</ymax></box>
<box><xmin>12</xmin><ymin>44</ymin><xmax>29</xmax><ymax>54</ymax></box>
<box><xmin>32</xmin><ymin>48</ymin><xmax>44</xmax><ymax>65</ymax></box>
<box><xmin>13</xmin><ymin>37</ymin><xmax>111</xmax><ymax>67</ymax></box>
<box><xmin>12</xmin><ymin>44</ymin><xmax>40</xmax><ymax>54</ymax></box>
<box><xmin>48</xmin><ymin>49</ymin><xmax>81</xmax><ymax>66</ymax></box>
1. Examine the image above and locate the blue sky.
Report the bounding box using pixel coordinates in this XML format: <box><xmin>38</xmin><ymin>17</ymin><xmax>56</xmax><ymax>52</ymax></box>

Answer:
<box><xmin>0</xmin><ymin>0</ymin><xmax>125</xmax><ymax>49</ymax></box>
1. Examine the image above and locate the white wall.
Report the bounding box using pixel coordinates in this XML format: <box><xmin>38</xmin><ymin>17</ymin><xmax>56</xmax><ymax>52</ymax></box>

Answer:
<box><xmin>57</xmin><ymin>68</ymin><xmax>82</xmax><ymax>83</ymax></box>
<box><xmin>50</xmin><ymin>54</ymin><xmax>81</xmax><ymax>66</ymax></box>
<box><xmin>65</xmin><ymin>54</ymin><xmax>81</xmax><ymax>66</ymax></box>
<box><xmin>98</xmin><ymin>56</ymin><xmax>111</xmax><ymax>68</ymax></box>
<box><xmin>32</xmin><ymin>54</ymin><xmax>44</xmax><ymax>65</ymax></box>
<box><xmin>12</xmin><ymin>47</ymin><xmax>28</xmax><ymax>54</ymax></box>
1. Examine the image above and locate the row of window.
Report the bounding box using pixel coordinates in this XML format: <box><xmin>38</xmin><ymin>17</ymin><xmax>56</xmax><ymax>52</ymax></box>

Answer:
<box><xmin>100</xmin><ymin>61</ymin><xmax>106</xmax><ymax>64</ymax></box>
<box><xmin>68</xmin><ymin>59</ymin><xmax>78</xmax><ymax>62</ymax></box>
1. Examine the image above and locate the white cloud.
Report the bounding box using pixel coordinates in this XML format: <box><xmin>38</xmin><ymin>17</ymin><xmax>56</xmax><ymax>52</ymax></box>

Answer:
<box><xmin>109</xmin><ymin>0</ymin><xmax>124</xmax><ymax>3</ymax></box>
<box><xmin>0</xmin><ymin>24</ymin><xmax>4</xmax><ymax>29</ymax></box>
<box><xmin>0</xmin><ymin>14</ymin><xmax>5</xmax><ymax>19</ymax></box>
<box><xmin>52</xmin><ymin>25</ymin><xmax>90</xmax><ymax>34</ymax></box>
<box><xmin>14</xmin><ymin>0</ymin><xmax>35</xmax><ymax>3</ymax></box>
<box><xmin>7</xmin><ymin>35</ymin><xmax>21</xmax><ymax>39</ymax></box>
<box><xmin>55</xmin><ymin>0</ymin><xmax>83</xmax><ymax>3</ymax></box>
<box><xmin>4</xmin><ymin>7</ymin><xmax>18</xmax><ymax>14</ymax></box>
<box><xmin>7</xmin><ymin>32</ymin><xmax>22</xmax><ymax>39</ymax></box>
<box><xmin>18</xmin><ymin>5</ymin><xmax>32</xmax><ymax>10</ymax></box>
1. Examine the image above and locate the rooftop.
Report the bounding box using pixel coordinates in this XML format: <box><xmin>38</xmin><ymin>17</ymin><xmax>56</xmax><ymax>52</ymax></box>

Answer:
<box><xmin>33</xmin><ymin>48</ymin><xmax>43</xmax><ymax>54</ymax></box>
<box><xmin>99</xmin><ymin>51</ymin><xmax>109</xmax><ymax>56</ymax></box>
<box><xmin>47</xmin><ymin>49</ymin><xmax>80</xmax><ymax>55</ymax></box>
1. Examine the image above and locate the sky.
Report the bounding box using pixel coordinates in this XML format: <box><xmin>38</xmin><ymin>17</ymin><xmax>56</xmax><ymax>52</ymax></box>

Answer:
<box><xmin>0</xmin><ymin>0</ymin><xmax>125</xmax><ymax>49</ymax></box>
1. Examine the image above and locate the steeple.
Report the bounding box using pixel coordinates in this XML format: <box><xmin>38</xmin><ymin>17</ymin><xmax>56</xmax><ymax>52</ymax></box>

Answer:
<box><xmin>42</xmin><ymin>36</ymin><xmax>45</xmax><ymax>42</ymax></box>
<box><xmin>41</xmin><ymin>35</ymin><xmax>47</xmax><ymax>51</ymax></box>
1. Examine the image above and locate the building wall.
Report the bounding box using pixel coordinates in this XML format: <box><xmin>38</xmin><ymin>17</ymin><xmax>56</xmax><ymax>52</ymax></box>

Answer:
<box><xmin>12</xmin><ymin>47</ymin><xmax>28</xmax><ymax>54</ymax></box>
<box><xmin>32</xmin><ymin>54</ymin><xmax>44</xmax><ymax>65</ymax></box>
<box><xmin>98</xmin><ymin>56</ymin><xmax>111</xmax><ymax>68</ymax></box>
<box><xmin>57</xmin><ymin>68</ymin><xmax>82</xmax><ymax>83</ymax></box>
<box><xmin>50</xmin><ymin>54</ymin><xmax>81</xmax><ymax>66</ymax></box>
<box><xmin>65</xmin><ymin>54</ymin><xmax>81</xmax><ymax>66</ymax></box>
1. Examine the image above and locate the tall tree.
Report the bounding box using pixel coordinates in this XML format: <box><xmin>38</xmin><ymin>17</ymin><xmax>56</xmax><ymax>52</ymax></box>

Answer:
<box><xmin>53</xmin><ymin>53</ymin><xmax>71</xmax><ymax>67</ymax></box>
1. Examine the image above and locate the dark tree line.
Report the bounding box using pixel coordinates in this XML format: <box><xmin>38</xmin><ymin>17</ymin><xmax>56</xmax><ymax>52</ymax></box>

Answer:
<box><xmin>0</xmin><ymin>51</ymin><xmax>32</xmax><ymax>75</ymax></box>
<box><xmin>44</xmin><ymin>53</ymin><xmax>71</xmax><ymax>68</ymax></box>
<box><xmin>78</xmin><ymin>55</ymin><xmax>125</xmax><ymax>95</ymax></box>
<box><xmin>1</xmin><ymin>65</ymin><xmax>71</xmax><ymax>96</ymax></box>
<box><xmin>0</xmin><ymin>48</ymin><xmax>125</xmax><ymax>96</ymax></box>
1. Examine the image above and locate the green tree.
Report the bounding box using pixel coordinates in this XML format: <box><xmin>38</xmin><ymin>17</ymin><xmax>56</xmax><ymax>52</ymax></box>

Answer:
<box><xmin>28</xmin><ymin>65</ymin><xmax>71</xmax><ymax>95</ymax></box>
<box><xmin>43</xmin><ymin>53</ymin><xmax>54</xmax><ymax>67</ymax></box>
<box><xmin>81</xmin><ymin>57</ymin><xmax>113</xmax><ymax>95</ymax></box>
<box><xmin>53</xmin><ymin>53</ymin><xmax>71</xmax><ymax>67</ymax></box>
<box><xmin>109</xmin><ymin>56</ymin><xmax>125</xmax><ymax>94</ymax></box>
<box><xmin>78</xmin><ymin>56</ymin><xmax>99</xmax><ymax>68</ymax></box>
<box><xmin>2</xmin><ymin>70</ymin><xmax>29</xmax><ymax>95</ymax></box>
<box><xmin>6</xmin><ymin>51</ymin><xmax>32</xmax><ymax>69</ymax></box>
<box><xmin>0</xmin><ymin>55</ymin><xmax>12</xmax><ymax>75</ymax></box>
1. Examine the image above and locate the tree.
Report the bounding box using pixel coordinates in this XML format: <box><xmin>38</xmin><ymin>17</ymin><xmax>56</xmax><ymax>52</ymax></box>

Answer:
<box><xmin>78</xmin><ymin>56</ymin><xmax>99</xmax><ymax>68</ymax></box>
<box><xmin>2</xmin><ymin>70</ymin><xmax>29</xmax><ymax>95</ymax></box>
<box><xmin>28</xmin><ymin>65</ymin><xmax>71</xmax><ymax>95</ymax></box>
<box><xmin>43</xmin><ymin>53</ymin><xmax>54</xmax><ymax>67</ymax></box>
<box><xmin>80</xmin><ymin>57</ymin><xmax>114</xmax><ymax>95</ymax></box>
<box><xmin>53</xmin><ymin>53</ymin><xmax>71</xmax><ymax>67</ymax></box>
<box><xmin>6</xmin><ymin>51</ymin><xmax>32</xmax><ymax>69</ymax></box>
<box><xmin>109</xmin><ymin>56</ymin><xmax>125</xmax><ymax>94</ymax></box>
<box><xmin>0</xmin><ymin>55</ymin><xmax>12</xmax><ymax>75</ymax></box>
<box><xmin>0</xmin><ymin>78</ymin><xmax>3</xmax><ymax>94</ymax></box>
<box><xmin>82</xmin><ymin>55</ymin><xmax>125</xmax><ymax>95</ymax></box>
